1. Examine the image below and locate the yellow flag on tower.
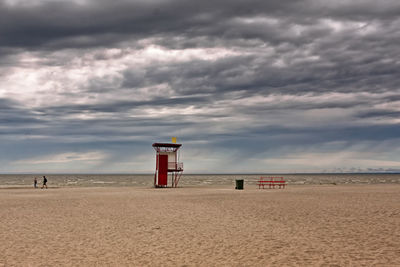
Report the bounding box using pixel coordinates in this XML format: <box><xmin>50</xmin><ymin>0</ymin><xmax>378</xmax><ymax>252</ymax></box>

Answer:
<box><xmin>172</xmin><ymin>137</ymin><xmax>177</xmax><ymax>143</ymax></box>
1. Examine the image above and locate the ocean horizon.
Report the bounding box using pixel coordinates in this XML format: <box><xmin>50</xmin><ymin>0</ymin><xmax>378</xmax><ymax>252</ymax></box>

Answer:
<box><xmin>1</xmin><ymin>173</ymin><xmax>400</xmax><ymax>188</ymax></box>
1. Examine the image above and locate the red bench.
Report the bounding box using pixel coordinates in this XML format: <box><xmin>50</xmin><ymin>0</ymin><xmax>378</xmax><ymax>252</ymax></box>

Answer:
<box><xmin>257</xmin><ymin>177</ymin><xmax>286</xmax><ymax>189</ymax></box>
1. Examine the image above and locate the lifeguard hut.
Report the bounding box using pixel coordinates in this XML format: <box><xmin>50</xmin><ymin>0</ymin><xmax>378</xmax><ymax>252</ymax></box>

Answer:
<box><xmin>152</xmin><ymin>142</ymin><xmax>183</xmax><ymax>188</ymax></box>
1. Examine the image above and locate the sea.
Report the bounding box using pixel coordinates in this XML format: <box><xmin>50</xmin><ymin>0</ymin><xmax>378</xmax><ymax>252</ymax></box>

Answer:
<box><xmin>0</xmin><ymin>173</ymin><xmax>399</xmax><ymax>188</ymax></box>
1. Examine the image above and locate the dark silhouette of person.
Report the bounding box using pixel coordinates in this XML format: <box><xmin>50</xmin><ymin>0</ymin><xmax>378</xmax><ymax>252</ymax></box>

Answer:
<box><xmin>41</xmin><ymin>176</ymin><xmax>48</xmax><ymax>189</ymax></box>
<box><xmin>34</xmin><ymin>177</ymin><xmax>37</xmax><ymax>188</ymax></box>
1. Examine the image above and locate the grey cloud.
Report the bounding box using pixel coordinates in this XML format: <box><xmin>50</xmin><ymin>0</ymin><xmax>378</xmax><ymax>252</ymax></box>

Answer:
<box><xmin>119</xmin><ymin>49</ymin><xmax>400</xmax><ymax>98</ymax></box>
<box><xmin>1</xmin><ymin>0</ymin><xmax>399</xmax><ymax>172</ymax></box>
<box><xmin>2</xmin><ymin>0</ymin><xmax>400</xmax><ymax>98</ymax></box>
<box><xmin>0</xmin><ymin>98</ymin><xmax>45</xmax><ymax>125</ymax></box>
<box><xmin>37</xmin><ymin>96</ymin><xmax>212</xmax><ymax>115</ymax></box>
<box><xmin>356</xmin><ymin>110</ymin><xmax>400</xmax><ymax>119</ymax></box>
<box><xmin>1</xmin><ymin>0</ymin><xmax>399</xmax><ymax>50</ymax></box>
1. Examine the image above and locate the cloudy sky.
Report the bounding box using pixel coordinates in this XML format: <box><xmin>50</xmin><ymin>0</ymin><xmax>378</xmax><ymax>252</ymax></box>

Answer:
<box><xmin>0</xmin><ymin>0</ymin><xmax>399</xmax><ymax>173</ymax></box>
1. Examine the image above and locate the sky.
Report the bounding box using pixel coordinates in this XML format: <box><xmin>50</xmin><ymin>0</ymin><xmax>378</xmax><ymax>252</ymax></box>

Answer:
<box><xmin>0</xmin><ymin>0</ymin><xmax>399</xmax><ymax>174</ymax></box>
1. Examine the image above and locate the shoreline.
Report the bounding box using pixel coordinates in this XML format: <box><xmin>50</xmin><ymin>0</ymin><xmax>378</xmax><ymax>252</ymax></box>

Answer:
<box><xmin>2</xmin><ymin>183</ymin><xmax>399</xmax><ymax>193</ymax></box>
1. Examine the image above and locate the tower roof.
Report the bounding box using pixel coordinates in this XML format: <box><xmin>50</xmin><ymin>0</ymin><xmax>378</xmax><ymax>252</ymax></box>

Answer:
<box><xmin>152</xmin><ymin>143</ymin><xmax>182</xmax><ymax>148</ymax></box>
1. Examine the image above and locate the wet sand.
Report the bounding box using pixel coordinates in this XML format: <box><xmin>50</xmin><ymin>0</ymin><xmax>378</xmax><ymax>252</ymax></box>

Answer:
<box><xmin>0</xmin><ymin>184</ymin><xmax>399</xmax><ymax>266</ymax></box>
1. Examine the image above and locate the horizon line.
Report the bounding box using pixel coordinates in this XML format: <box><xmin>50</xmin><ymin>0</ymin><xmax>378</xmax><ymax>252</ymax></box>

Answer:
<box><xmin>0</xmin><ymin>172</ymin><xmax>399</xmax><ymax>175</ymax></box>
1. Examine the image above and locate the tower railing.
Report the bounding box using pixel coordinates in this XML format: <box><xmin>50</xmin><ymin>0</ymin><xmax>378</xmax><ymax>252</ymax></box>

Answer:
<box><xmin>168</xmin><ymin>162</ymin><xmax>183</xmax><ymax>171</ymax></box>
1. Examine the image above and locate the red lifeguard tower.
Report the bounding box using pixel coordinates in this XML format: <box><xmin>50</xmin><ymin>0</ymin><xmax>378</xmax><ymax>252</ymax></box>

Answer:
<box><xmin>152</xmin><ymin>142</ymin><xmax>183</xmax><ymax>188</ymax></box>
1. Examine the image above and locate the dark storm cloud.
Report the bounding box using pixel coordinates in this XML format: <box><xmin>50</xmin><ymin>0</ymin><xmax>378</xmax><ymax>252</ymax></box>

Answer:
<box><xmin>0</xmin><ymin>98</ymin><xmax>45</xmax><ymax>125</ymax></box>
<box><xmin>1</xmin><ymin>0</ymin><xmax>399</xmax><ymax>49</ymax></box>
<box><xmin>1</xmin><ymin>0</ymin><xmax>399</xmax><ymax>172</ymax></box>
<box><xmin>36</xmin><ymin>95</ymin><xmax>211</xmax><ymax>115</ymax></box>
<box><xmin>356</xmin><ymin>110</ymin><xmax>400</xmax><ymax>119</ymax></box>
<box><xmin>0</xmin><ymin>0</ymin><xmax>261</xmax><ymax>49</ymax></box>
<box><xmin>119</xmin><ymin>51</ymin><xmax>400</xmax><ymax>98</ymax></box>
<box><xmin>2</xmin><ymin>0</ymin><xmax>400</xmax><ymax>96</ymax></box>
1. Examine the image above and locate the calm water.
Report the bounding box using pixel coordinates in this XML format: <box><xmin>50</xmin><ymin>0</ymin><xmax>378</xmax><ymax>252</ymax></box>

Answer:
<box><xmin>0</xmin><ymin>173</ymin><xmax>399</xmax><ymax>188</ymax></box>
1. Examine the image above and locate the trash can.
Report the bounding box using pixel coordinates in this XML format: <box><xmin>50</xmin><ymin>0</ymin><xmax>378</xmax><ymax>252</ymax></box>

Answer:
<box><xmin>235</xmin><ymin>179</ymin><xmax>244</xmax><ymax>190</ymax></box>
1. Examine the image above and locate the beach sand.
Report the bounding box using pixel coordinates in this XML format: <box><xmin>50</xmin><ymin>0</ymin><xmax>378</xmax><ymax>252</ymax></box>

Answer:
<box><xmin>0</xmin><ymin>184</ymin><xmax>399</xmax><ymax>266</ymax></box>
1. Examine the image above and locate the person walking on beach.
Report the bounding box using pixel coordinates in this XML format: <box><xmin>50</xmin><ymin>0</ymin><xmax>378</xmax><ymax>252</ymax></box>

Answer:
<box><xmin>34</xmin><ymin>177</ymin><xmax>37</xmax><ymax>188</ymax></box>
<box><xmin>41</xmin><ymin>176</ymin><xmax>48</xmax><ymax>189</ymax></box>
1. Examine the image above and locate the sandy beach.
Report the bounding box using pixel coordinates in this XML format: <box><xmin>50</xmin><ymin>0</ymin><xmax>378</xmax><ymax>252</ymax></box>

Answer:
<box><xmin>1</xmin><ymin>184</ymin><xmax>399</xmax><ymax>266</ymax></box>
